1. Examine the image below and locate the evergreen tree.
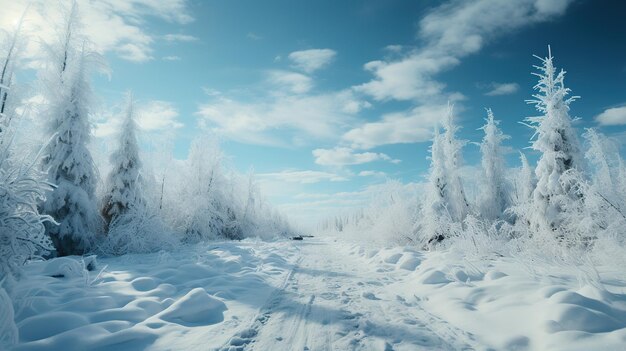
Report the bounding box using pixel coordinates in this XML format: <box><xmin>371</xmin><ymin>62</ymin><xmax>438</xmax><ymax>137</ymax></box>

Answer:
<box><xmin>102</xmin><ymin>94</ymin><xmax>144</xmax><ymax>227</ymax></box>
<box><xmin>420</xmin><ymin>106</ymin><xmax>468</xmax><ymax>244</ymax></box>
<box><xmin>524</xmin><ymin>46</ymin><xmax>583</xmax><ymax>236</ymax></box>
<box><xmin>441</xmin><ymin>105</ymin><xmax>469</xmax><ymax>223</ymax></box>
<box><xmin>421</xmin><ymin>126</ymin><xmax>447</xmax><ymax>244</ymax></box>
<box><xmin>40</xmin><ymin>3</ymin><xmax>102</xmax><ymax>255</ymax></box>
<box><xmin>478</xmin><ymin>109</ymin><xmax>510</xmax><ymax>220</ymax></box>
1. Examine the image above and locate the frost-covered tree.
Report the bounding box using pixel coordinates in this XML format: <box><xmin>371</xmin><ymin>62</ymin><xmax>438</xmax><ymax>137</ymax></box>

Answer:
<box><xmin>0</xmin><ymin>9</ymin><xmax>27</xmax><ymax>134</ymax></box>
<box><xmin>441</xmin><ymin>106</ymin><xmax>470</xmax><ymax>223</ymax></box>
<box><xmin>523</xmin><ymin>47</ymin><xmax>583</xmax><ymax>237</ymax></box>
<box><xmin>101</xmin><ymin>94</ymin><xmax>143</xmax><ymax>227</ymax></box>
<box><xmin>583</xmin><ymin>129</ymin><xmax>619</xmax><ymax>195</ymax></box>
<box><xmin>420</xmin><ymin>126</ymin><xmax>448</xmax><ymax>244</ymax></box>
<box><xmin>0</xmin><ymin>11</ymin><xmax>54</xmax><ymax>278</ymax></box>
<box><xmin>40</xmin><ymin>3</ymin><xmax>102</xmax><ymax>256</ymax></box>
<box><xmin>516</xmin><ymin>152</ymin><xmax>535</xmax><ymax>206</ymax></box>
<box><xmin>419</xmin><ymin>106</ymin><xmax>468</xmax><ymax>245</ymax></box>
<box><xmin>478</xmin><ymin>109</ymin><xmax>510</xmax><ymax>220</ymax></box>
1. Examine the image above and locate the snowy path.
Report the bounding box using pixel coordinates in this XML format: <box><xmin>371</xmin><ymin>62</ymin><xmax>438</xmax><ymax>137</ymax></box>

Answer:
<box><xmin>9</xmin><ymin>236</ymin><xmax>626</xmax><ymax>350</ymax></box>
<box><xmin>221</xmin><ymin>238</ymin><xmax>474</xmax><ymax>351</ymax></box>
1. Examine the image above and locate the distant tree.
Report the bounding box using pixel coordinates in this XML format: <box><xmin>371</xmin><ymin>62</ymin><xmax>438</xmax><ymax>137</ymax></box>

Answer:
<box><xmin>583</xmin><ymin>129</ymin><xmax>618</xmax><ymax>194</ymax></box>
<box><xmin>101</xmin><ymin>94</ymin><xmax>144</xmax><ymax>227</ymax></box>
<box><xmin>478</xmin><ymin>108</ymin><xmax>510</xmax><ymax>220</ymax></box>
<box><xmin>516</xmin><ymin>152</ymin><xmax>535</xmax><ymax>206</ymax></box>
<box><xmin>523</xmin><ymin>46</ymin><xmax>584</xmax><ymax>237</ymax></box>
<box><xmin>40</xmin><ymin>2</ymin><xmax>103</xmax><ymax>255</ymax></box>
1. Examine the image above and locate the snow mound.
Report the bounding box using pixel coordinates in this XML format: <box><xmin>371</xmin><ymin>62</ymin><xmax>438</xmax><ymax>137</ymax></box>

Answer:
<box><xmin>157</xmin><ymin>288</ymin><xmax>227</xmax><ymax>326</ymax></box>
<box><xmin>41</xmin><ymin>256</ymin><xmax>96</xmax><ymax>278</ymax></box>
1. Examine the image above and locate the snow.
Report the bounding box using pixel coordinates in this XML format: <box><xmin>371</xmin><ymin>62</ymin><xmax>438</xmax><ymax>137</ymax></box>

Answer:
<box><xmin>5</xmin><ymin>236</ymin><xmax>626</xmax><ymax>350</ymax></box>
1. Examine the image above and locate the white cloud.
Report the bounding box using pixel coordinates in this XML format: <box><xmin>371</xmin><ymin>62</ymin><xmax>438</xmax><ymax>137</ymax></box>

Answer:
<box><xmin>136</xmin><ymin>100</ymin><xmax>183</xmax><ymax>131</ymax></box>
<box><xmin>358</xmin><ymin>170</ymin><xmax>387</xmax><ymax>177</ymax></box>
<box><xmin>355</xmin><ymin>0</ymin><xmax>574</xmax><ymax>102</ymax></box>
<box><xmin>0</xmin><ymin>0</ymin><xmax>193</xmax><ymax>65</ymax></box>
<box><xmin>343</xmin><ymin>104</ymin><xmax>448</xmax><ymax>149</ymax></box>
<box><xmin>95</xmin><ymin>99</ymin><xmax>182</xmax><ymax>137</ymax></box>
<box><xmin>355</xmin><ymin>55</ymin><xmax>458</xmax><ymax>101</ymax></box>
<box><xmin>267</xmin><ymin>70</ymin><xmax>313</xmax><ymax>94</ymax></box>
<box><xmin>259</xmin><ymin>170</ymin><xmax>349</xmax><ymax>184</ymax></box>
<box><xmin>312</xmin><ymin>147</ymin><xmax>398</xmax><ymax>166</ymax></box>
<box><xmin>485</xmin><ymin>82</ymin><xmax>520</xmax><ymax>96</ymax></box>
<box><xmin>162</xmin><ymin>33</ymin><xmax>197</xmax><ymax>42</ymax></box>
<box><xmin>595</xmin><ymin>106</ymin><xmax>626</xmax><ymax>126</ymax></box>
<box><xmin>162</xmin><ymin>55</ymin><xmax>181</xmax><ymax>61</ymax></box>
<box><xmin>288</xmin><ymin>49</ymin><xmax>337</xmax><ymax>73</ymax></box>
<box><xmin>195</xmin><ymin>89</ymin><xmax>367</xmax><ymax>146</ymax></box>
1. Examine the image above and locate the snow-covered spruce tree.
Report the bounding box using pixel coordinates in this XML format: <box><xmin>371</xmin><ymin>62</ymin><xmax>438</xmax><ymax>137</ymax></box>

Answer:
<box><xmin>40</xmin><ymin>3</ymin><xmax>103</xmax><ymax>256</ymax></box>
<box><xmin>99</xmin><ymin>94</ymin><xmax>175</xmax><ymax>254</ymax></box>
<box><xmin>478</xmin><ymin>109</ymin><xmax>510</xmax><ymax>220</ymax></box>
<box><xmin>523</xmin><ymin>47</ymin><xmax>584</xmax><ymax>240</ymax></box>
<box><xmin>101</xmin><ymin>94</ymin><xmax>143</xmax><ymax>228</ymax></box>
<box><xmin>418</xmin><ymin>106</ymin><xmax>468</xmax><ymax>245</ymax></box>
<box><xmin>441</xmin><ymin>106</ymin><xmax>470</xmax><ymax>223</ymax></box>
<box><xmin>420</xmin><ymin>126</ymin><xmax>449</xmax><ymax>244</ymax></box>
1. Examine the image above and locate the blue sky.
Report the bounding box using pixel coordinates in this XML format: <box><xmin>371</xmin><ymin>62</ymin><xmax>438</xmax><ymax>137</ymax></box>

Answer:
<box><xmin>3</xmin><ymin>0</ymin><xmax>626</xmax><ymax>227</ymax></box>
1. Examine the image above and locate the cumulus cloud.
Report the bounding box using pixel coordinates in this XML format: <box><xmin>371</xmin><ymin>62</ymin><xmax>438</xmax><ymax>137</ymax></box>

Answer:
<box><xmin>0</xmin><ymin>0</ymin><xmax>193</xmax><ymax>64</ymax></box>
<box><xmin>484</xmin><ymin>82</ymin><xmax>520</xmax><ymax>96</ymax></box>
<box><xmin>267</xmin><ymin>70</ymin><xmax>313</xmax><ymax>94</ymax></box>
<box><xmin>355</xmin><ymin>0</ymin><xmax>575</xmax><ymax>102</ymax></box>
<box><xmin>95</xmin><ymin>100</ymin><xmax>182</xmax><ymax>137</ymax></box>
<box><xmin>136</xmin><ymin>100</ymin><xmax>183</xmax><ymax>131</ymax></box>
<box><xmin>595</xmin><ymin>106</ymin><xmax>626</xmax><ymax>126</ymax></box>
<box><xmin>259</xmin><ymin>170</ymin><xmax>349</xmax><ymax>184</ymax></box>
<box><xmin>288</xmin><ymin>49</ymin><xmax>337</xmax><ymax>73</ymax></box>
<box><xmin>358</xmin><ymin>170</ymin><xmax>387</xmax><ymax>177</ymax></box>
<box><xmin>195</xmin><ymin>89</ymin><xmax>367</xmax><ymax>146</ymax></box>
<box><xmin>313</xmin><ymin>147</ymin><xmax>398</xmax><ymax>166</ymax></box>
<box><xmin>342</xmin><ymin>104</ymin><xmax>448</xmax><ymax>149</ymax></box>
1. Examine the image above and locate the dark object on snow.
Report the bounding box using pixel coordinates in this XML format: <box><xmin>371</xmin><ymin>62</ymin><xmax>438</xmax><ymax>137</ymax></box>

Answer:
<box><xmin>428</xmin><ymin>234</ymin><xmax>445</xmax><ymax>245</ymax></box>
<box><xmin>291</xmin><ymin>236</ymin><xmax>304</xmax><ymax>241</ymax></box>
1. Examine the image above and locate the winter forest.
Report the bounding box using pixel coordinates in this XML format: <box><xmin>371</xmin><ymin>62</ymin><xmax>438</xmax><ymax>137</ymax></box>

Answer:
<box><xmin>2</xmin><ymin>1</ymin><xmax>626</xmax><ymax>351</ymax></box>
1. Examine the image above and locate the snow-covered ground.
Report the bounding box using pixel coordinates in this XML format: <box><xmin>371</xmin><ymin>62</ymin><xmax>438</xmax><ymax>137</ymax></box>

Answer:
<box><xmin>7</xmin><ymin>236</ymin><xmax>626</xmax><ymax>350</ymax></box>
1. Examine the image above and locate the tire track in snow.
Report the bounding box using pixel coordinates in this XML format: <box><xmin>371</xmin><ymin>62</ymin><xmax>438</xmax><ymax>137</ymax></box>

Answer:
<box><xmin>218</xmin><ymin>255</ymin><xmax>302</xmax><ymax>351</ymax></box>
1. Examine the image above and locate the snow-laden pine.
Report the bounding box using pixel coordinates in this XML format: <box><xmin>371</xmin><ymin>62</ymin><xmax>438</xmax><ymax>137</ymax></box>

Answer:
<box><xmin>417</xmin><ymin>106</ymin><xmax>468</xmax><ymax>245</ymax></box>
<box><xmin>99</xmin><ymin>94</ymin><xmax>174</xmax><ymax>255</ymax></box>
<box><xmin>522</xmin><ymin>47</ymin><xmax>584</xmax><ymax>240</ymax></box>
<box><xmin>101</xmin><ymin>94</ymin><xmax>143</xmax><ymax>227</ymax></box>
<box><xmin>39</xmin><ymin>3</ymin><xmax>103</xmax><ymax>256</ymax></box>
<box><xmin>478</xmin><ymin>109</ymin><xmax>510</xmax><ymax>221</ymax></box>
